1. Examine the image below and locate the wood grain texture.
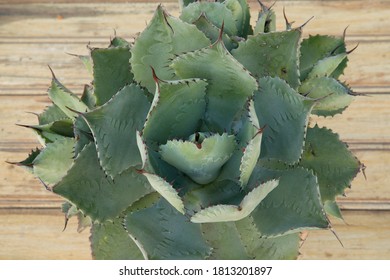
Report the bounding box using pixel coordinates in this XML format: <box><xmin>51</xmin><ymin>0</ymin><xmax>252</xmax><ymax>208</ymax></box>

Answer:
<box><xmin>0</xmin><ymin>0</ymin><xmax>389</xmax><ymax>259</ymax></box>
<box><xmin>0</xmin><ymin>209</ymin><xmax>91</xmax><ymax>260</ymax></box>
<box><xmin>299</xmin><ymin>211</ymin><xmax>390</xmax><ymax>259</ymax></box>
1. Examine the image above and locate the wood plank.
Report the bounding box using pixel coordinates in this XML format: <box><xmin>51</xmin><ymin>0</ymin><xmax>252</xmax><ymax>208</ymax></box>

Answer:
<box><xmin>0</xmin><ymin>209</ymin><xmax>91</xmax><ymax>260</ymax></box>
<box><xmin>1</xmin><ymin>2</ymin><xmax>389</xmax><ymax>90</ymax></box>
<box><xmin>1</xmin><ymin>39</ymin><xmax>389</xmax><ymax>91</ymax></box>
<box><xmin>299</xmin><ymin>211</ymin><xmax>390</xmax><ymax>259</ymax></box>
<box><xmin>0</xmin><ymin>209</ymin><xmax>388</xmax><ymax>259</ymax></box>
<box><xmin>0</xmin><ymin>0</ymin><xmax>174</xmax><ymax>3</ymax></box>
<box><xmin>0</xmin><ymin>1</ymin><xmax>389</xmax><ymax>37</ymax></box>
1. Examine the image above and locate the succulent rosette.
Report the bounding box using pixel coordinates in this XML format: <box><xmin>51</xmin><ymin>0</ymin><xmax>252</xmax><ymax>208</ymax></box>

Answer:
<box><xmin>14</xmin><ymin>0</ymin><xmax>363</xmax><ymax>259</ymax></box>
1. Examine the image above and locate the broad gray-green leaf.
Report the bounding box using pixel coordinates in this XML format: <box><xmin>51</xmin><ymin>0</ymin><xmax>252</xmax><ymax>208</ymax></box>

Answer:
<box><xmin>248</xmin><ymin>165</ymin><xmax>329</xmax><ymax>236</ymax></box>
<box><xmin>48</xmin><ymin>75</ymin><xmax>89</xmax><ymax>118</ymax></box>
<box><xmin>171</xmin><ymin>40</ymin><xmax>257</xmax><ymax>132</ymax></box>
<box><xmin>38</xmin><ymin>104</ymin><xmax>69</xmax><ymax>125</ymax></box>
<box><xmin>202</xmin><ymin>217</ymin><xmax>300</xmax><ymax>259</ymax></box>
<box><xmin>202</xmin><ymin>222</ymin><xmax>248</xmax><ymax>259</ymax></box>
<box><xmin>33</xmin><ymin>138</ymin><xmax>75</xmax><ymax>184</ymax></box>
<box><xmin>299</xmin><ymin>125</ymin><xmax>361</xmax><ymax>202</ymax></box>
<box><xmin>91</xmin><ymin>46</ymin><xmax>133</xmax><ymax>105</ymax></box>
<box><xmin>191</xmin><ymin>179</ymin><xmax>278</xmax><ymax>223</ymax></box>
<box><xmin>307</xmin><ymin>53</ymin><xmax>347</xmax><ymax>80</ymax></box>
<box><xmin>159</xmin><ymin>133</ymin><xmax>236</xmax><ymax>185</ymax></box>
<box><xmin>300</xmin><ymin>34</ymin><xmax>347</xmax><ymax>81</ymax></box>
<box><xmin>141</xmin><ymin>172</ymin><xmax>184</xmax><ymax>214</ymax></box>
<box><xmin>142</xmin><ymin>79</ymin><xmax>207</xmax><ymax>144</ymax></box>
<box><xmin>232</xmin><ymin>29</ymin><xmax>301</xmax><ymax>89</ymax></box>
<box><xmin>125</xmin><ymin>198</ymin><xmax>211</xmax><ymax>260</ymax></box>
<box><xmin>234</xmin><ymin>216</ymin><xmax>300</xmax><ymax>259</ymax></box>
<box><xmin>130</xmin><ymin>5</ymin><xmax>210</xmax><ymax>93</ymax></box>
<box><xmin>53</xmin><ymin>143</ymin><xmax>152</xmax><ymax>222</ymax></box>
<box><xmin>91</xmin><ymin>217</ymin><xmax>143</xmax><ymax>260</ymax></box>
<box><xmin>180</xmin><ymin>1</ymin><xmax>238</xmax><ymax>36</ymax></box>
<box><xmin>299</xmin><ymin>77</ymin><xmax>354</xmax><ymax>116</ymax></box>
<box><xmin>254</xmin><ymin>77</ymin><xmax>314</xmax><ymax>163</ymax></box>
<box><xmin>82</xmin><ymin>84</ymin><xmax>150</xmax><ymax>177</ymax></box>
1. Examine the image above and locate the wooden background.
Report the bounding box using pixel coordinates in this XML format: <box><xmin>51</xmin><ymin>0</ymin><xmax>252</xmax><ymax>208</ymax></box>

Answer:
<box><xmin>0</xmin><ymin>0</ymin><xmax>389</xmax><ymax>259</ymax></box>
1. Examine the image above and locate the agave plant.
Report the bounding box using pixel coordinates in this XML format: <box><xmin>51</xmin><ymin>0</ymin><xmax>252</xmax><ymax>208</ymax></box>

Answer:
<box><xmin>13</xmin><ymin>0</ymin><xmax>363</xmax><ymax>259</ymax></box>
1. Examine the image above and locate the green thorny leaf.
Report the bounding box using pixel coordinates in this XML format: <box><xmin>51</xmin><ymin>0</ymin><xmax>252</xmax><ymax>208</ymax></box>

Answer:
<box><xmin>247</xmin><ymin>165</ymin><xmax>329</xmax><ymax>236</ymax></box>
<box><xmin>91</xmin><ymin>216</ymin><xmax>144</xmax><ymax>260</ymax></box>
<box><xmin>81</xmin><ymin>84</ymin><xmax>150</xmax><ymax>178</ymax></box>
<box><xmin>202</xmin><ymin>218</ymin><xmax>300</xmax><ymax>259</ymax></box>
<box><xmin>53</xmin><ymin>143</ymin><xmax>152</xmax><ymax>222</ymax></box>
<box><xmin>142</xmin><ymin>79</ymin><xmax>207</xmax><ymax>145</ymax></box>
<box><xmin>232</xmin><ymin>28</ymin><xmax>301</xmax><ymax>89</ymax></box>
<box><xmin>299</xmin><ymin>76</ymin><xmax>354</xmax><ymax>117</ymax></box>
<box><xmin>171</xmin><ymin>39</ymin><xmax>257</xmax><ymax>133</ymax></box>
<box><xmin>131</xmin><ymin>5</ymin><xmax>210</xmax><ymax>94</ymax></box>
<box><xmin>300</xmin><ymin>125</ymin><xmax>362</xmax><ymax>204</ymax></box>
<box><xmin>47</xmin><ymin>70</ymin><xmax>89</xmax><ymax>118</ymax></box>
<box><xmin>125</xmin><ymin>198</ymin><xmax>211</xmax><ymax>260</ymax></box>
<box><xmin>299</xmin><ymin>34</ymin><xmax>348</xmax><ymax>81</ymax></box>
<box><xmin>91</xmin><ymin>41</ymin><xmax>133</xmax><ymax>105</ymax></box>
<box><xmin>33</xmin><ymin>137</ymin><xmax>75</xmax><ymax>185</ymax></box>
<box><xmin>253</xmin><ymin>77</ymin><xmax>314</xmax><ymax>163</ymax></box>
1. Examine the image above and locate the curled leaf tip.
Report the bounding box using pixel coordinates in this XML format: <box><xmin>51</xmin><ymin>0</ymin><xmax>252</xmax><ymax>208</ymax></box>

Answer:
<box><xmin>343</xmin><ymin>25</ymin><xmax>350</xmax><ymax>41</ymax></box>
<box><xmin>283</xmin><ymin>7</ymin><xmax>295</xmax><ymax>29</ymax></box>
<box><xmin>38</xmin><ymin>177</ymin><xmax>52</xmax><ymax>192</ymax></box>
<box><xmin>347</xmin><ymin>43</ymin><xmax>359</xmax><ymax>54</ymax></box>
<box><xmin>47</xmin><ymin>65</ymin><xmax>57</xmax><ymax>79</ymax></box>
<box><xmin>5</xmin><ymin>160</ymin><xmax>22</xmax><ymax>166</ymax></box>
<box><xmin>330</xmin><ymin>227</ymin><xmax>344</xmax><ymax>248</ymax></box>
<box><xmin>299</xmin><ymin>16</ymin><xmax>314</xmax><ymax>29</ymax></box>
<box><xmin>25</xmin><ymin>111</ymin><xmax>39</xmax><ymax>117</ymax></box>
<box><xmin>360</xmin><ymin>163</ymin><xmax>367</xmax><ymax>180</ymax></box>
<box><xmin>62</xmin><ymin>216</ymin><xmax>69</xmax><ymax>232</ymax></box>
